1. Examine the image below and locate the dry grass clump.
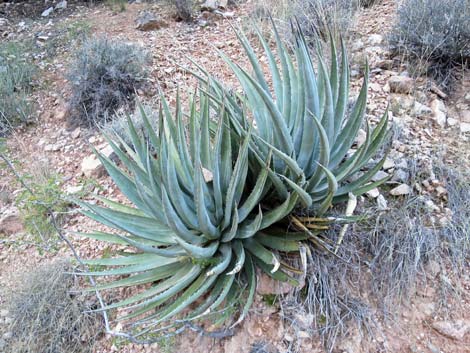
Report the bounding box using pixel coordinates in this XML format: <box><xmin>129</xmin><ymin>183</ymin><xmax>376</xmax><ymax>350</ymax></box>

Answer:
<box><xmin>67</xmin><ymin>37</ymin><xmax>149</xmax><ymax>128</ymax></box>
<box><xmin>250</xmin><ymin>0</ymin><xmax>359</xmax><ymax>43</ymax></box>
<box><xmin>389</xmin><ymin>0</ymin><xmax>470</xmax><ymax>88</ymax></box>
<box><xmin>4</xmin><ymin>260</ymin><xmax>102</xmax><ymax>353</ymax></box>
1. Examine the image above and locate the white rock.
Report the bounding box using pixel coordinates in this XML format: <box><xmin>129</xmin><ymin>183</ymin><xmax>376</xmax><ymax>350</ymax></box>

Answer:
<box><xmin>460</xmin><ymin>122</ymin><xmax>470</xmax><ymax>133</ymax></box>
<box><xmin>430</xmin><ymin>99</ymin><xmax>447</xmax><ymax>127</ymax></box>
<box><xmin>377</xmin><ymin>194</ymin><xmax>388</xmax><ymax>210</ymax></box>
<box><xmin>460</xmin><ymin>110</ymin><xmax>470</xmax><ymax>123</ymax></box>
<box><xmin>413</xmin><ymin>101</ymin><xmax>432</xmax><ymax>116</ymax></box>
<box><xmin>432</xmin><ymin>320</ymin><xmax>470</xmax><ymax>341</ymax></box>
<box><xmin>0</xmin><ymin>207</ymin><xmax>23</xmax><ymax>235</ymax></box>
<box><xmin>388</xmin><ymin>76</ymin><xmax>414</xmax><ymax>94</ymax></box>
<box><xmin>368</xmin><ymin>34</ymin><xmax>383</xmax><ymax>45</ymax></box>
<box><xmin>390</xmin><ymin>184</ymin><xmax>412</xmax><ymax>196</ymax></box>
<box><xmin>366</xmin><ymin>188</ymin><xmax>380</xmax><ymax>198</ymax></box>
<box><xmin>55</xmin><ymin>0</ymin><xmax>67</xmax><ymax>10</ymax></box>
<box><xmin>41</xmin><ymin>7</ymin><xmax>54</xmax><ymax>17</ymax></box>
<box><xmin>355</xmin><ymin>129</ymin><xmax>367</xmax><ymax>146</ymax></box>
<box><xmin>66</xmin><ymin>185</ymin><xmax>83</xmax><ymax>194</ymax></box>
<box><xmin>382</xmin><ymin>158</ymin><xmax>395</xmax><ymax>170</ymax></box>
<box><xmin>372</xmin><ymin>170</ymin><xmax>389</xmax><ymax>182</ymax></box>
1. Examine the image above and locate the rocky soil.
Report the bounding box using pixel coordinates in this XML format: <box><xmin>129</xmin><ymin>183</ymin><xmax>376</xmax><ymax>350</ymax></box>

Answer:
<box><xmin>0</xmin><ymin>0</ymin><xmax>469</xmax><ymax>352</ymax></box>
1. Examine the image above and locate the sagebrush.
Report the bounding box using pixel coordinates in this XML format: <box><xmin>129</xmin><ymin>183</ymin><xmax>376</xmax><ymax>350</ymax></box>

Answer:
<box><xmin>0</xmin><ymin>41</ymin><xmax>35</xmax><ymax>136</ymax></box>
<box><xmin>4</xmin><ymin>261</ymin><xmax>102</xmax><ymax>353</ymax></box>
<box><xmin>68</xmin><ymin>37</ymin><xmax>149</xmax><ymax>127</ymax></box>
<box><xmin>389</xmin><ymin>0</ymin><xmax>470</xmax><ymax>86</ymax></box>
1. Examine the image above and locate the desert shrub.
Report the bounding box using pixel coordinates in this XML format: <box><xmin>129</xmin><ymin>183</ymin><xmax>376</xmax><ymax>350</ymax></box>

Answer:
<box><xmin>251</xmin><ymin>0</ymin><xmax>359</xmax><ymax>43</ymax></box>
<box><xmin>389</xmin><ymin>0</ymin><xmax>470</xmax><ymax>87</ymax></box>
<box><xmin>106</xmin><ymin>0</ymin><xmax>127</xmax><ymax>12</ymax></box>
<box><xmin>0</xmin><ymin>41</ymin><xmax>36</xmax><ymax>136</ymax></box>
<box><xmin>68</xmin><ymin>37</ymin><xmax>149</xmax><ymax>127</ymax></box>
<box><xmin>359</xmin><ymin>0</ymin><xmax>381</xmax><ymax>7</ymax></box>
<box><xmin>76</xmin><ymin>21</ymin><xmax>388</xmax><ymax>341</ymax></box>
<box><xmin>14</xmin><ymin>166</ymin><xmax>72</xmax><ymax>250</ymax></box>
<box><xmin>4</xmin><ymin>261</ymin><xmax>102</xmax><ymax>353</ymax></box>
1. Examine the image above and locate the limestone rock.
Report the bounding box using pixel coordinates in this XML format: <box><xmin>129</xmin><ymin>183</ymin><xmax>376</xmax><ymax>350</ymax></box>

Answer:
<box><xmin>388</xmin><ymin>76</ymin><xmax>414</xmax><ymax>94</ymax></box>
<box><xmin>0</xmin><ymin>207</ymin><xmax>23</xmax><ymax>235</ymax></box>
<box><xmin>81</xmin><ymin>144</ymin><xmax>116</xmax><ymax>178</ymax></box>
<box><xmin>390</xmin><ymin>184</ymin><xmax>412</xmax><ymax>196</ymax></box>
<box><xmin>201</xmin><ymin>0</ymin><xmax>228</xmax><ymax>11</ymax></box>
<box><xmin>256</xmin><ymin>272</ymin><xmax>293</xmax><ymax>295</ymax></box>
<box><xmin>432</xmin><ymin>320</ymin><xmax>470</xmax><ymax>341</ymax></box>
<box><xmin>430</xmin><ymin>99</ymin><xmax>447</xmax><ymax>127</ymax></box>
<box><xmin>135</xmin><ymin>12</ymin><xmax>168</xmax><ymax>31</ymax></box>
<box><xmin>41</xmin><ymin>7</ymin><xmax>54</xmax><ymax>17</ymax></box>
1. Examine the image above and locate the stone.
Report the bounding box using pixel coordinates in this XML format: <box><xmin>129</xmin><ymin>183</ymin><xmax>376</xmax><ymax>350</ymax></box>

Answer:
<box><xmin>135</xmin><ymin>12</ymin><xmax>168</xmax><ymax>31</ymax></box>
<box><xmin>81</xmin><ymin>144</ymin><xmax>116</xmax><ymax>178</ymax></box>
<box><xmin>382</xmin><ymin>158</ymin><xmax>395</xmax><ymax>170</ymax></box>
<box><xmin>390</xmin><ymin>184</ymin><xmax>412</xmax><ymax>196</ymax></box>
<box><xmin>460</xmin><ymin>110</ymin><xmax>470</xmax><ymax>123</ymax></box>
<box><xmin>257</xmin><ymin>271</ymin><xmax>293</xmax><ymax>295</ymax></box>
<box><xmin>368</xmin><ymin>34</ymin><xmax>383</xmax><ymax>45</ymax></box>
<box><xmin>201</xmin><ymin>0</ymin><xmax>228</xmax><ymax>11</ymax></box>
<box><xmin>0</xmin><ymin>207</ymin><xmax>23</xmax><ymax>235</ymax></box>
<box><xmin>41</xmin><ymin>7</ymin><xmax>54</xmax><ymax>17</ymax></box>
<box><xmin>460</xmin><ymin>122</ymin><xmax>470</xmax><ymax>133</ymax></box>
<box><xmin>355</xmin><ymin>129</ymin><xmax>367</xmax><ymax>146</ymax></box>
<box><xmin>366</xmin><ymin>188</ymin><xmax>380</xmax><ymax>198</ymax></box>
<box><xmin>55</xmin><ymin>0</ymin><xmax>67</xmax><ymax>10</ymax></box>
<box><xmin>430</xmin><ymin>99</ymin><xmax>447</xmax><ymax>127</ymax></box>
<box><xmin>372</xmin><ymin>170</ymin><xmax>389</xmax><ymax>182</ymax></box>
<box><xmin>377</xmin><ymin>194</ymin><xmax>388</xmax><ymax>210</ymax></box>
<box><xmin>81</xmin><ymin>155</ymin><xmax>103</xmax><ymax>178</ymax></box>
<box><xmin>412</xmin><ymin>102</ymin><xmax>432</xmax><ymax>116</ymax></box>
<box><xmin>432</xmin><ymin>319</ymin><xmax>470</xmax><ymax>341</ymax></box>
<box><xmin>66</xmin><ymin>185</ymin><xmax>84</xmax><ymax>194</ymax></box>
<box><xmin>388</xmin><ymin>76</ymin><xmax>414</xmax><ymax>94</ymax></box>
<box><xmin>71</xmin><ymin>127</ymin><xmax>81</xmax><ymax>139</ymax></box>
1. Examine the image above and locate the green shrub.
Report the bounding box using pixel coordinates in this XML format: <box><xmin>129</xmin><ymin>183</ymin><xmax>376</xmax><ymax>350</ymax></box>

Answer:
<box><xmin>68</xmin><ymin>37</ymin><xmax>149</xmax><ymax>127</ymax></box>
<box><xmin>389</xmin><ymin>0</ymin><xmax>470</xmax><ymax>86</ymax></box>
<box><xmin>15</xmin><ymin>172</ymin><xmax>70</xmax><ymax>249</ymax></box>
<box><xmin>77</xmin><ymin>23</ymin><xmax>388</xmax><ymax>339</ymax></box>
<box><xmin>0</xmin><ymin>41</ymin><xmax>36</xmax><ymax>136</ymax></box>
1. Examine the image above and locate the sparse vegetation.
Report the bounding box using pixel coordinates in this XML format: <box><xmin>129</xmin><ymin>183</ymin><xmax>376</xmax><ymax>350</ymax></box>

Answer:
<box><xmin>68</xmin><ymin>37</ymin><xmax>149</xmax><ymax>128</ymax></box>
<box><xmin>4</xmin><ymin>261</ymin><xmax>102</xmax><ymax>353</ymax></box>
<box><xmin>15</xmin><ymin>170</ymin><xmax>70</xmax><ymax>250</ymax></box>
<box><xmin>389</xmin><ymin>0</ymin><xmax>470</xmax><ymax>87</ymax></box>
<box><xmin>0</xmin><ymin>41</ymin><xmax>36</xmax><ymax>136</ymax></box>
<box><xmin>251</xmin><ymin>0</ymin><xmax>359</xmax><ymax>43</ymax></box>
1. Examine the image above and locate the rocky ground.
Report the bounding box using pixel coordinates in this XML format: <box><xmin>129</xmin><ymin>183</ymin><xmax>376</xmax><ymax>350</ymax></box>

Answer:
<box><xmin>0</xmin><ymin>0</ymin><xmax>469</xmax><ymax>352</ymax></box>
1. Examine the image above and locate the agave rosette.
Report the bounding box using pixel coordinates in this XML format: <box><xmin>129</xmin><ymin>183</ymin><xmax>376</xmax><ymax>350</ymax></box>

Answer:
<box><xmin>195</xmin><ymin>22</ymin><xmax>390</xmax><ymax>214</ymax></box>
<box><xmin>77</xmin><ymin>91</ymin><xmax>305</xmax><ymax>330</ymax></box>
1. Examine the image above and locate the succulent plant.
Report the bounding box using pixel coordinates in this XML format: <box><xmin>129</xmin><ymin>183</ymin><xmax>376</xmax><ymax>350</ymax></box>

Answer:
<box><xmin>196</xmin><ymin>22</ymin><xmax>390</xmax><ymax>214</ymax></box>
<box><xmin>77</xmin><ymin>22</ymin><xmax>390</xmax><ymax>336</ymax></box>
<box><xmin>77</xmin><ymin>93</ymin><xmax>305</xmax><ymax>331</ymax></box>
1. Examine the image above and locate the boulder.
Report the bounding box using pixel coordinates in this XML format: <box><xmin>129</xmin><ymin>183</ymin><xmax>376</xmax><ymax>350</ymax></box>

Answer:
<box><xmin>0</xmin><ymin>207</ymin><xmax>23</xmax><ymax>235</ymax></box>
<box><xmin>389</xmin><ymin>184</ymin><xmax>412</xmax><ymax>196</ymax></box>
<box><xmin>135</xmin><ymin>12</ymin><xmax>168</xmax><ymax>31</ymax></box>
<box><xmin>81</xmin><ymin>144</ymin><xmax>116</xmax><ymax>178</ymax></box>
<box><xmin>388</xmin><ymin>76</ymin><xmax>414</xmax><ymax>94</ymax></box>
<box><xmin>201</xmin><ymin>0</ymin><xmax>228</xmax><ymax>11</ymax></box>
<box><xmin>430</xmin><ymin>99</ymin><xmax>447</xmax><ymax>127</ymax></box>
<box><xmin>432</xmin><ymin>320</ymin><xmax>470</xmax><ymax>341</ymax></box>
<box><xmin>41</xmin><ymin>7</ymin><xmax>54</xmax><ymax>17</ymax></box>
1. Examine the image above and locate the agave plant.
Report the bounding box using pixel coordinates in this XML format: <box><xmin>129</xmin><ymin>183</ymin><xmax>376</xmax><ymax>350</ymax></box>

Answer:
<box><xmin>77</xmin><ymin>92</ymin><xmax>305</xmax><ymax>332</ymax></box>
<box><xmin>195</xmin><ymin>22</ymin><xmax>390</xmax><ymax>215</ymax></box>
